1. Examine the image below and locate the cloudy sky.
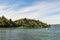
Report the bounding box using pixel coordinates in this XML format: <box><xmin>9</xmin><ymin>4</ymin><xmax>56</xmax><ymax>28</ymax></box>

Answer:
<box><xmin>0</xmin><ymin>0</ymin><xmax>60</xmax><ymax>24</ymax></box>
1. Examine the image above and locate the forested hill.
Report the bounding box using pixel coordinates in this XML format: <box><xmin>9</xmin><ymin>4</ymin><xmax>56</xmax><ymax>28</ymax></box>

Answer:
<box><xmin>0</xmin><ymin>16</ymin><xmax>16</xmax><ymax>27</ymax></box>
<box><xmin>0</xmin><ymin>16</ymin><xmax>49</xmax><ymax>28</ymax></box>
<box><xmin>15</xmin><ymin>18</ymin><xmax>49</xmax><ymax>28</ymax></box>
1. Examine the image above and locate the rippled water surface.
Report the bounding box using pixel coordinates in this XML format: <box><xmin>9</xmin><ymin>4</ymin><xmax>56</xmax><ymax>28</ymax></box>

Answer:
<box><xmin>0</xmin><ymin>26</ymin><xmax>60</xmax><ymax>40</ymax></box>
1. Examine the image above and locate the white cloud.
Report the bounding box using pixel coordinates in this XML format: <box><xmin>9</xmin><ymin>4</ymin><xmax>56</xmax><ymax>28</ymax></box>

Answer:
<box><xmin>0</xmin><ymin>1</ymin><xmax>60</xmax><ymax>24</ymax></box>
<box><xmin>40</xmin><ymin>14</ymin><xmax>60</xmax><ymax>24</ymax></box>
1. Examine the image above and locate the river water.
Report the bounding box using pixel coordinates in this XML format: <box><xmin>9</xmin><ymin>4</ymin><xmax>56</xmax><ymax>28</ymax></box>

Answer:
<box><xmin>0</xmin><ymin>26</ymin><xmax>60</xmax><ymax>40</ymax></box>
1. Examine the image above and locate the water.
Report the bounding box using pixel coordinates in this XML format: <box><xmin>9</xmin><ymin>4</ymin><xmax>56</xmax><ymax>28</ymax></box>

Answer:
<box><xmin>0</xmin><ymin>26</ymin><xmax>60</xmax><ymax>40</ymax></box>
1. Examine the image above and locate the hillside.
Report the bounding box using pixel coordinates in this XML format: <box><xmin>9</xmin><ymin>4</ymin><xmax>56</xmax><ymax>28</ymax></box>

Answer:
<box><xmin>0</xmin><ymin>16</ymin><xmax>49</xmax><ymax>28</ymax></box>
<box><xmin>0</xmin><ymin>16</ymin><xmax>16</xmax><ymax>27</ymax></box>
<box><xmin>15</xmin><ymin>18</ymin><xmax>49</xmax><ymax>28</ymax></box>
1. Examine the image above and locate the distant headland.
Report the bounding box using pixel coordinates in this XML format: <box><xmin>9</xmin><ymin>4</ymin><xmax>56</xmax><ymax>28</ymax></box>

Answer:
<box><xmin>0</xmin><ymin>16</ymin><xmax>50</xmax><ymax>28</ymax></box>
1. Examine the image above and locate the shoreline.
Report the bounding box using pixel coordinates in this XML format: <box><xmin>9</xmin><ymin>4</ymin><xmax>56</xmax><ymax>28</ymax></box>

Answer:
<box><xmin>0</xmin><ymin>27</ymin><xmax>50</xmax><ymax>30</ymax></box>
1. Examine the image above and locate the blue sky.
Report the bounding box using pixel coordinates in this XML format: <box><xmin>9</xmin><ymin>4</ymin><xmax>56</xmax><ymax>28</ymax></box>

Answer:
<box><xmin>0</xmin><ymin>0</ymin><xmax>60</xmax><ymax>24</ymax></box>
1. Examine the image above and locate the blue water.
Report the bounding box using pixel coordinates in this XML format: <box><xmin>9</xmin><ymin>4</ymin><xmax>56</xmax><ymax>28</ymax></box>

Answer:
<box><xmin>0</xmin><ymin>26</ymin><xmax>60</xmax><ymax>40</ymax></box>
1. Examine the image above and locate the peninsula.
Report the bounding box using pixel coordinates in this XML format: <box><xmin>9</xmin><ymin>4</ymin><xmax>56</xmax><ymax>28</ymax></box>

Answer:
<box><xmin>0</xmin><ymin>16</ymin><xmax>50</xmax><ymax>28</ymax></box>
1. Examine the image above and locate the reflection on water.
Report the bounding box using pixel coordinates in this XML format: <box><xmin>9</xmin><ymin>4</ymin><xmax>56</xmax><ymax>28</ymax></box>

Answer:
<box><xmin>0</xmin><ymin>26</ymin><xmax>60</xmax><ymax>40</ymax></box>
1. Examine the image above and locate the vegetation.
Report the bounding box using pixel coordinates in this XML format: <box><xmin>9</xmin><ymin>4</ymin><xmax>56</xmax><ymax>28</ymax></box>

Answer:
<box><xmin>0</xmin><ymin>16</ymin><xmax>50</xmax><ymax>28</ymax></box>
